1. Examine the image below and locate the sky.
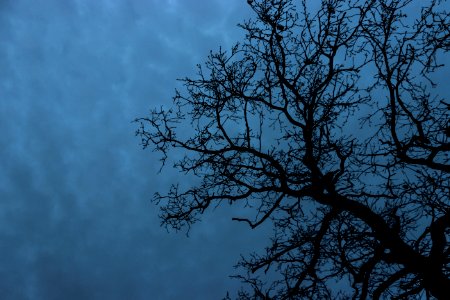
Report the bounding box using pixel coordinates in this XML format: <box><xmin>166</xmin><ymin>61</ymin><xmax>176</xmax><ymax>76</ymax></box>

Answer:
<box><xmin>0</xmin><ymin>1</ymin><xmax>273</xmax><ymax>299</ymax></box>
<box><xmin>1</xmin><ymin>1</ymin><xmax>449</xmax><ymax>299</ymax></box>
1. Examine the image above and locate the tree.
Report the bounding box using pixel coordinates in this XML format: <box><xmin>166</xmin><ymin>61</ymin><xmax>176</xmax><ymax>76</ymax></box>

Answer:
<box><xmin>135</xmin><ymin>0</ymin><xmax>450</xmax><ymax>298</ymax></box>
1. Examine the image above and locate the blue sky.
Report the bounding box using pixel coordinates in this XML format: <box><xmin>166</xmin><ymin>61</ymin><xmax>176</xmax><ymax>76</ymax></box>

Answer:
<box><xmin>2</xmin><ymin>0</ymin><xmax>450</xmax><ymax>299</ymax></box>
<box><xmin>0</xmin><ymin>1</ymin><xmax>272</xmax><ymax>299</ymax></box>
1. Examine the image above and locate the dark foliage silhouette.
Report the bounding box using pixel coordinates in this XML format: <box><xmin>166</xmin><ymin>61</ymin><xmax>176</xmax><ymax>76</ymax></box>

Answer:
<box><xmin>136</xmin><ymin>0</ymin><xmax>450</xmax><ymax>298</ymax></box>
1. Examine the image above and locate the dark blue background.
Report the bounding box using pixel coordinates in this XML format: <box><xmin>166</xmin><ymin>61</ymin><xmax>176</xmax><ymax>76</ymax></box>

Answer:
<box><xmin>0</xmin><ymin>1</ymin><xmax>271</xmax><ymax>299</ymax></box>
<box><xmin>1</xmin><ymin>0</ymin><xmax>448</xmax><ymax>299</ymax></box>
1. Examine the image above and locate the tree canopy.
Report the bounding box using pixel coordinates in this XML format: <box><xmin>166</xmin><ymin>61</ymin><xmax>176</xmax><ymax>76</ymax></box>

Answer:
<box><xmin>136</xmin><ymin>0</ymin><xmax>450</xmax><ymax>298</ymax></box>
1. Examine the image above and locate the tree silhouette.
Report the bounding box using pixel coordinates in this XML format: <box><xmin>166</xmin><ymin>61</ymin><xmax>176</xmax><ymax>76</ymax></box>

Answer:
<box><xmin>136</xmin><ymin>0</ymin><xmax>449</xmax><ymax>298</ymax></box>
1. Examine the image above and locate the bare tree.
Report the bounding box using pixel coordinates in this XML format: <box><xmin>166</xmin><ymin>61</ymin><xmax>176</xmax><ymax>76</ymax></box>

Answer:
<box><xmin>135</xmin><ymin>0</ymin><xmax>450</xmax><ymax>298</ymax></box>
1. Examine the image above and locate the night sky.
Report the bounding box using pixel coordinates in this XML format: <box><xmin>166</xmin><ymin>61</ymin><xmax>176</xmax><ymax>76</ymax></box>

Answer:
<box><xmin>0</xmin><ymin>1</ymin><xmax>271</xmax><ymax>299</ymax></box>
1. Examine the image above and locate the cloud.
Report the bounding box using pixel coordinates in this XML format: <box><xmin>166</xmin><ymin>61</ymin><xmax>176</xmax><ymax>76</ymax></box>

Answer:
<box><xmin>0</xmin><ymin>0</ymin><xmax>262</xmax><ymax>299</ymax></box>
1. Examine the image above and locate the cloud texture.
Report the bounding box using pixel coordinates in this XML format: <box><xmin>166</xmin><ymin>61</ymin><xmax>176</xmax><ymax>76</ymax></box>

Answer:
<box><xmin>0</xmin><ymin>1</ymin><xmax>269</xmax><ymax>299</ymax></box>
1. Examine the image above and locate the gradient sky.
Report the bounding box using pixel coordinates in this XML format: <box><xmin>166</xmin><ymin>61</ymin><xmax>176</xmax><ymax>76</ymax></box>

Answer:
<box><xmin>0</xmin><ymin>1</ymin><xmax>274</xmax><ymax>299</ymax></box>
